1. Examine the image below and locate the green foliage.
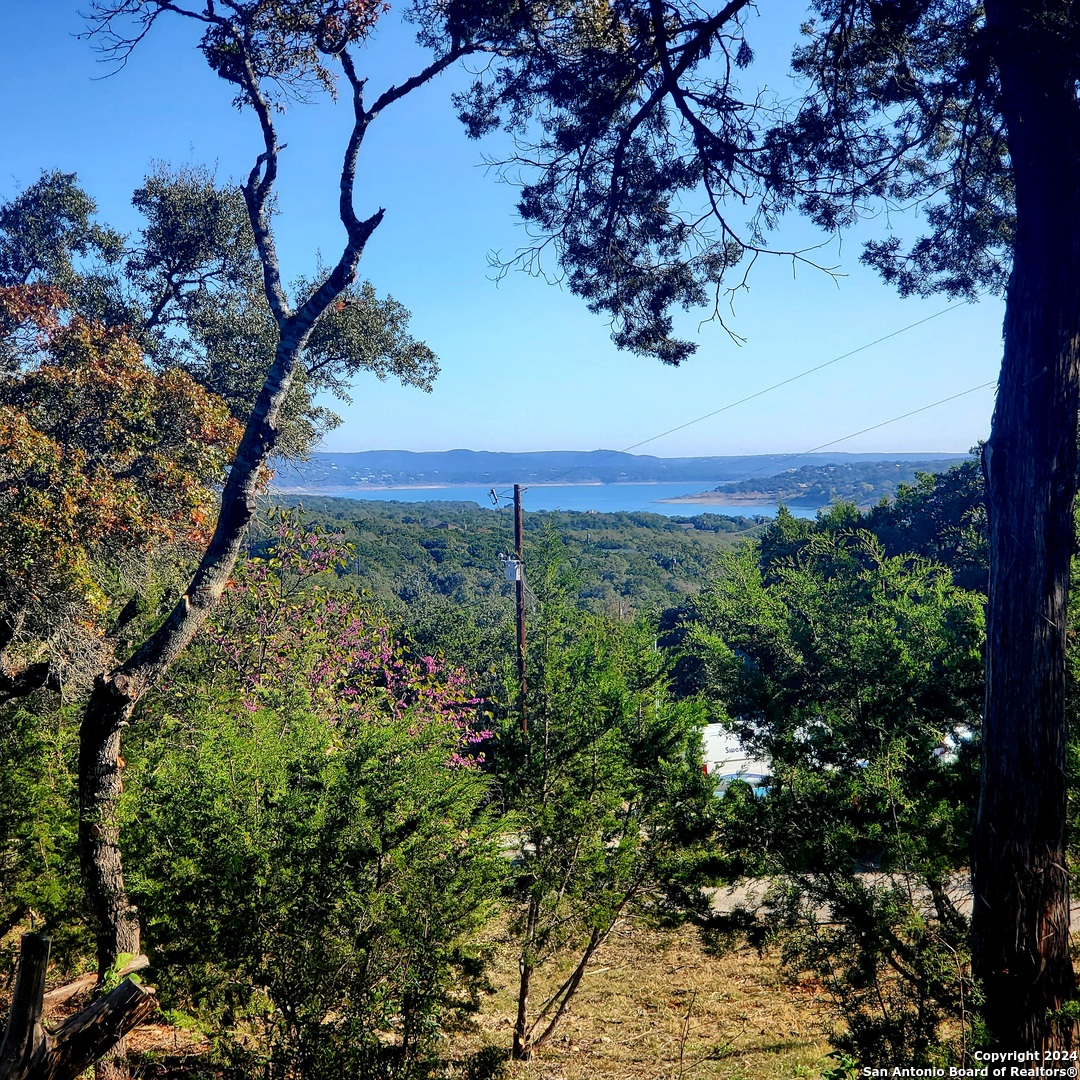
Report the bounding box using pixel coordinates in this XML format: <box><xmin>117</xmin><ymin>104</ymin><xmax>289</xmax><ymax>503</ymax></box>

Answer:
<box><xmin>101</xmin><ymin>951</ymin><xmax>139</xmax><ymax>992</ymax></box>
<box><xmin>750</xmin><ymin>452</ymin><xmax>988</xmax><ymax>595</ymax></box>
<box><xmin>122</xmin><ymin>520</ymin><xmax>505</xmax><ymax>1079</ymax></box>
<box><xmin>863</xmin><ymin>454</ymin><xmax>988</xmax><ymax>593</ymax></box>
<box><xmin>784</xmin><ymin>0</ymin><xmax>1013</xmax><ymax>299</ymax></box>
<box><xmin>266</xmin><ymin>496</ymin><xmax>752</xmax><ymax>624</ymax></box>
<box><xmin>128</xmin><ymin>164</ymin><xmax>259</xmax><ymax>314</ymax></box>
<box><xmin>716</xmin><ymin>458</ymin><xmax>967</xmax><ymax>508</ymax></box>
<box><xmin>495</xmin><ymin>533</ymin><xmax>721</xmax><ymax>1055</ymax></box>
<box><xmin>0</xmin><ymin>702</ymin><xmax>89</xmax><ymax>976</ymax></box>
<box><xmin>462</xmin><ymin>0</ymin><xmax>1021</xmax><ymax>358</ymax></box>
<box><xmin>0</xmin><ymin>285</ymin><xmax>241</xmax><ymax>690</ymax></box>
<box><xmin>685</xmin><ymin>527</ymin><xmax>985</xmax><ymax>1064</ymax></box>
<box><xmin>451</xmin><ymin>0</ymin><xmax>772</xmax><ymax>362</ymax></box>
<box><xmin>0</xmin><ymin>171</ymin><xmax>127</xmax><ymax>344</ymax></box>
<box><xmin>0</xmin><ymin>169</ymin><xmax>438</xmax><ymax>459</ymax></box>
<box><xmin>820</xmin><ymin>1050</ymin><xmax>861</xmax><ymax>1080</ymax></box>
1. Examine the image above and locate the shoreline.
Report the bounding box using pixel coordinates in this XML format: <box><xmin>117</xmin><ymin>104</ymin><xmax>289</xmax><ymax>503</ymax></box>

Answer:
<box><xmin>272</xmin><ymin>480</ymin><xmax>725</xmax><ymax>493</ymax></box>
<box><xmin>268</xmin><ymin>481</ymin><xmax>838</xmax><ymax>511</ymax></box>
<box><xmin>269</xmin><ymin>482</ymin><xmax>807</xmax><ymax>507</ymax></box>
<box><xmin>658</xmin><ymin>492</ymin><xmax>820</xmax><ymax>506</ymax></box>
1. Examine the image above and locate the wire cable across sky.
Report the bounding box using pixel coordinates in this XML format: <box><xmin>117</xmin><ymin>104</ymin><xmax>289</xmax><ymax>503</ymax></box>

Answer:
<box><xmin>537</xmin><ymin>300</ymin><xmax>976</xmax><ymax>491</ymax></box>
<box><xmin>628</xmin><ymin>377</ymin><xmax>998</xmax><ymax>530</ymax></box>
<box><xmin>617</xmin><ymin>301</ymin><xmax>974</xmax><ymax>457</ymax></box>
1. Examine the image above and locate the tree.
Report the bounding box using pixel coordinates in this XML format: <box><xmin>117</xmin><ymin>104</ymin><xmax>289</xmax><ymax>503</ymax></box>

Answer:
<box><xmin>0</xmin><ymin>166</ymin><xmax>438</xmax><ymax>1077</ymax></box>
<box><xmin>687</xmin><ymin>529</ymin><xmax>985</xmax><ymax>1063</ymax></box>
<box><xmin>0</xmin><ymin>169</ymin><xmax>438</xmax><ymax>459</ymax></box>
<box><xmin>124</xmin><ymin>519</ymin><xmax>503</xmax><ymax>1080</ymax></box>
<box><xmin>458</xmin><ymin>0</ymin><xmax>1080</xmax><ymax>1051</ymax></box>
<box><xmin>0</xmin><ymin>174</ymin><xmax>125</xmax><ymax>323</ymax></box>
<box><xmin>495</xmin><ymin>538</ymin><xmax>718</xmax><ymax>1060</ymax></box>
<box><xmin>782</xmin><ymin>15</ymin><xmax>1080</xmax><ymax>1046</ymax></box>
<box><xmin>0</xmin><ymin>139</ymin><xmax>436</xmax><ymax>953</ymax></box>
<box><xmin>864</xmin><ymin>455</ymin><xmax>988</xmax><ymax>594</ymax></box>
<box><xmin>0</xmin><ymin>704</ymin><xmax>83</xmax><ymax>965</ymax></box>
<box><xmin>0</xmin><ymin>284</ymin><xmax>241</xmax><ymax>700</ymax></box>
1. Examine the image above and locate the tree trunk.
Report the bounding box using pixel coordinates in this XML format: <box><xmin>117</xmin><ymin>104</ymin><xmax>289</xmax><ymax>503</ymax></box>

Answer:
<box><xmin>75</xmin><ymin>309</ymin><xmax>360</xmax><ymax>1080</ymax></box>
<box><xmin>973</xmin><ymin>0</ymin><xmax>1080</xmax><ymax>1052</ymax></box>
<box><xmin>528</xmin><ymin>927</ymin><xmax>602</xmax><ymax>1054</ymax></box>
<box><xmin>77</xmin><ymin>690</ymin><xmax>140</xmax><ymax>1080</ymax></box>
<box><xmin>75</xmin><ymin>304</ymin><xmax>344</xmax><ymax>980</ymax></box>
<box><xmin>78</xmin><ymin>683</ymin><xmax>141</xmax><ymax>979</ymax></box>
<box><xmin>0</xmin><ymin>935</ymin><xmax>49</xmax><ymax>1079</ymax></box>
<box><xmin>513</xmin><ymin>894</ymin><xmax>539</xmax><ymax>1060</ymax></box>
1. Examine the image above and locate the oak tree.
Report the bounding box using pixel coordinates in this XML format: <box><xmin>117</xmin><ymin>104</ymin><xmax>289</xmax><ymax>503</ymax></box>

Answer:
<box><xmin>0</xmin><ymin>284</ymin><xmax>240</xmax><ymax>701</ymax></box>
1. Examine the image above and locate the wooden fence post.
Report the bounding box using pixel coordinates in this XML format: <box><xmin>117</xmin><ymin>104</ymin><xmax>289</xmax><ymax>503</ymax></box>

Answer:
<box><xmin>0</xmin><ymin>934</ymin><xmax>50</xmax><ymax>1077</ymax></box>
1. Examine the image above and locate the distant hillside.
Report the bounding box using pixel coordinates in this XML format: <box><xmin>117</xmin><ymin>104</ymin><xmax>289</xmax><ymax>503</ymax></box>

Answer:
<box><xmin>271</xmin><ymin>449</ymin><xmax>964</xmax><ymax>489</ymax></box>
<box><xmin>672</xmin><ymin>458</ymin><xmax>968</xmax><ymax>507</ymax></box>
<box><xmin>267</xmin><ymin>495</ymin><xmax>764</xmax><ymax>618</ymax></box>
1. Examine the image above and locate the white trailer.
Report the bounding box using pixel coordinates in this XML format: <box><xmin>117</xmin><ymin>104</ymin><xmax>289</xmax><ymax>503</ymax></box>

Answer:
<box><xmin>701</xmin><ymin>723</ymin><xmax>770</xmax><ymax>794</ymax></box>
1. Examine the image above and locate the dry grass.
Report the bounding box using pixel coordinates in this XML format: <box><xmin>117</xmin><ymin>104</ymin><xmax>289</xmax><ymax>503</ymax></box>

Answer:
<box><xmin>3</xmin><ymin>921</ymin><xmax>834</xmax><ymax>1080</ymax></box>
<box><xmin>449</xmin><ymin>921</ymin><xmax>835</xmax><ymax>1080</ymax></box>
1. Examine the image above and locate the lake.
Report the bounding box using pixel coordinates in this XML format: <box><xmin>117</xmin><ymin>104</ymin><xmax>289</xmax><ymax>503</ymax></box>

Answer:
<box><xmin>285</xmin><ymin>482</ymin><xmax>821</xmax><ymax>519</ymax></box>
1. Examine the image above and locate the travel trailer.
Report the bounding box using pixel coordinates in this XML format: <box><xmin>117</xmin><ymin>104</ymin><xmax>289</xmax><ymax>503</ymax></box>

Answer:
<box><xmin>701</xmin><ymin>723</ymin><xmax>770</xmax><ymax>796</ymax></box>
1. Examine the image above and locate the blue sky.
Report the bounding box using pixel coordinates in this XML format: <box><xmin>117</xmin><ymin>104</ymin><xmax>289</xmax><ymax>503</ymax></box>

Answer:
<box><xmin>3</xmin><ymin>2</ymin><xmax>1003</xmax><ymax>457</ymax></box>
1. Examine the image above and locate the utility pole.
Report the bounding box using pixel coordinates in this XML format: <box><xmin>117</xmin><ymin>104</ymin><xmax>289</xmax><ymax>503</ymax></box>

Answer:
<box><xmin>514</xmin><ymin>483</ymin><xmax>527</xmax><ymax>735</ymax></box>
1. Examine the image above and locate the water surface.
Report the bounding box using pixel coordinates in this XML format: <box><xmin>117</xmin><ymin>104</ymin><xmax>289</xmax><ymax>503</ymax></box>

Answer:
<box><xmin>287</xmin><ymin>482</ymin><xmax>821</xmax><ymax>519</ymax></box>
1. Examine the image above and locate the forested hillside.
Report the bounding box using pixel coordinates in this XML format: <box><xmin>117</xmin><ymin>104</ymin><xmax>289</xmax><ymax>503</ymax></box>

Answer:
<box><xmin>272</xmin><ymin>497</ymin><xmax>764</xmax><ymax>614</ymax></box>
<box><xmin>689</xmin><ymin>458</ymin><xmax>968</xmax><ymax>508</ymax></box>
<box><xmin>4</xmin><ymin>454</ymin><xmax>1007</xmax><ymax>1078</ymax></box>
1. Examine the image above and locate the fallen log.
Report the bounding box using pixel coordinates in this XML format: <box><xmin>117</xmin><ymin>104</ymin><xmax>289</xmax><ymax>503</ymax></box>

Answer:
<box><xmin>0</xmin><ymin>934</ymin><xmax>157</xmax><ymax>1080</ymax></box>
<box><xmin>40</xmin><ymin>957</ymin><xmax>149</xmax><ymax>1012</ymax></box>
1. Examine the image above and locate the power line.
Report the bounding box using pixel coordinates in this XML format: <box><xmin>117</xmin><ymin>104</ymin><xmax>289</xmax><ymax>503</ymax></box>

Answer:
<box><xmin>649</xmin><ymin>378</ymin><xmax>997</xmax><ymax>536</ymax></box>
<box><xmin>535</xmin><ymin>301</ymin><xmax>972</xmax><ymax>494</ymax></box>
<box><xmin>777</xmin><ymin>380</ymin><xmax>996</xmax><ymax>461</ymax></box>
<box><xmin>618</xmin><ymin>302</ymin><xmax>973</xmax><ymax>457</ymax></box>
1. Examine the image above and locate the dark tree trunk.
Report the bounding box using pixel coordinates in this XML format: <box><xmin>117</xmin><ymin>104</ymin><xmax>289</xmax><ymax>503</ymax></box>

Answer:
<box><xmin>78</xmin><ymin>685</ymin><xmax>140</xmax><ymax>978</ymax></box>
<box><xmin>77</xmin><ymin>356</ymin><xmax>295</xmax><ymax>975</ymax></box>
<box><xmin>512</xmin><ymin>895</ymin><xmax>538</xmax><ymax>1061</ymax></box>
<box><xmin>75</xmin><ymin>328</ymin><xmax>325</xmax><ymax>1079</ymax></box>
<box><xmin>973</xmin><ymin>0</ymin><xmax>1080</xmax><ymax>1051</ymax></box>
<box><xmin>0</xmin><ymin>935</ymin><xmax>50</xmax><ymax>1078</ymax></box>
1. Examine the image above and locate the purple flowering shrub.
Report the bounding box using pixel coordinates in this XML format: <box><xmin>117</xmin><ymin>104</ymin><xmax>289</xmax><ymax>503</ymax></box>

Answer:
<box><xmin>204</xmin><ymin>511</ymin><xmax>493</xmax><ymax>762</ymax></box>
<box><xmin>121</xmin><ymin>512</ymin><xmax>504</xmax><ymax>1079</ymax></box>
